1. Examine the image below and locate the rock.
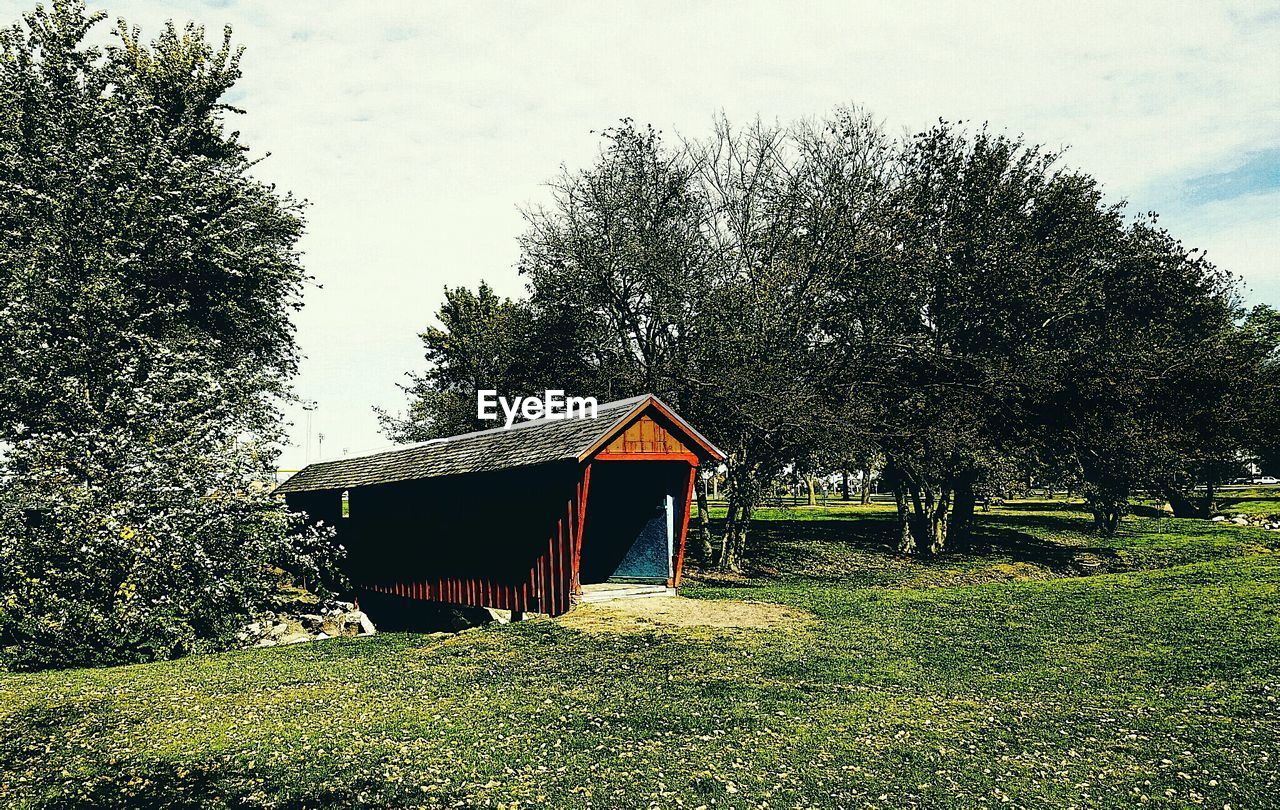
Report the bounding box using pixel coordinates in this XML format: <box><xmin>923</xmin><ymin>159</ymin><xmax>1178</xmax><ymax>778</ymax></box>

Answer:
<box><xmin>352</xmin><ymin>610</ymin><xmax>376</xmax><ymax>635</ymax></box>
<box><xmin>238</xmin><ymin>586</ymin><xmax>383</xmax><ymax>650</ymax></box>
<box><xmin>299</xmin><ymin>613</ymin><xmax>325</xmax><ymax>631</ymax></box>
<box><xmin>1211</xmin><ymin>516</ymin><xmax>1227</xmax><ymax>522</ymax></box>
<box><xmin>1232</xmin><ymin>516</ymin><xmax>1250</xmax><ymax>526</ymax></box>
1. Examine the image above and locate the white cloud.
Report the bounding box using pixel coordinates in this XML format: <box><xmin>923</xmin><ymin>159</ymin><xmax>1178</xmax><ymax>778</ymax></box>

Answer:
<box><xmin>21</xmin><ymin>0</ymin><xmax>1278</xmax><ymax>467</ymax></box>
<box><xmin>1168</xmin><ymin>190</ymin><xmax>1280</xmax><ymax>305</ymax></box>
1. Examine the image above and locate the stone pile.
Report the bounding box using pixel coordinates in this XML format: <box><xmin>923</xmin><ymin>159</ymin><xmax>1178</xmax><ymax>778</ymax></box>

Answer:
<box><xmin>1213</xmin><ymin>514</ymin><xmax>1280</xmax><ymax>531</ymax></box>
<box><xmin>237</xmin><ymin>598</ymin><xmax>376</xmax><ymax>649</ymax></box>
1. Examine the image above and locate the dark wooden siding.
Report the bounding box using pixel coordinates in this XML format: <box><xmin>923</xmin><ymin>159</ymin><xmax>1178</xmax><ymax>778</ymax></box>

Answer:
<box><xmin>287</xmin><ymin>462</ymin><xmax>584</xmax><ymax>616</ymax></box>
<box><xmin>284</xmin><ymin>403</ymin><xmax>709</xmax><ymax>616</ymax></box>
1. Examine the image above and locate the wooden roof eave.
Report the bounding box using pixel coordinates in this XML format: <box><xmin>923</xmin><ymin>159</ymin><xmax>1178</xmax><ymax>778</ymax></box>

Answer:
<box><xmin>575</xmin><ymin>395</ymin><xmax>727</xmax><ymax>464</ymax></box>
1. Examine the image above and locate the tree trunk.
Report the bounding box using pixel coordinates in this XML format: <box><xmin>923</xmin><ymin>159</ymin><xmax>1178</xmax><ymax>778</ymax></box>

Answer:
<box><xmin>893</xmin><ymin>486</ymin><xmax>913</xmax><ymax>552</ymax></box>
<box><xmin>860</xmin><ymin>465</ymin><xmax>872</xmax><ymax>505</ymax></box>
<box><xmin>1164</xmin><ymin>488</ymin><xmax>1209</xmax><ymax>519</ymax></box>
<box><xmin>732</xmin><ymin>502</ymin><xmax>754</xmax><ymax>567</ymax></box>
<box><xmin>717</xmin><ymin>499</ymin><xmax>740</xmax><ymax>572</ymax></box>
<box><xmin>893</xmin><ymin>472</ymin><xmax>954</xmax><ymax>556</ymax></box>
<box><xmin>805</xmin><ymin>474</ymin><xmax>816</xmax><ymax>506</ymax></box>
<box><xmin>841</xmin><ymin>470</ymin><xmax>850</xmax><ymax>501</ymax></box>
<box><xmin>1090</xmin><ymin>500</ymin><xmax>1123</xmax><ymax>535</ymax></box>
<box><xmin>696</xmin><ymin>483</ymin><xmax>714</xmax><ymax>561</ymax></box>
<box><xmin>950</xmin><ymin>471</ymin><xmax>977</xmax><ymax>548</ymax></box>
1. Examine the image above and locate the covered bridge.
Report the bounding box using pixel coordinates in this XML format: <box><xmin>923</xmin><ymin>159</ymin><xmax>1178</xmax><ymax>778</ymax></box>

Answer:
<box><xmin>275</xmin><ymin>395</ymin><xmax>725</xmax><ymax>617</ymax></box>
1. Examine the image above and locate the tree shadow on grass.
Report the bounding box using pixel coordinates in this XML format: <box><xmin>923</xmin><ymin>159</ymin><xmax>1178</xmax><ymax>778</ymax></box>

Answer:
<box><xmin>964</xmin><ymin>518</ymin><xmax>1127</xmax><ymax>576</ymax></box>
<box><xmin>0</xmin><ymin>703</ymin><xmax>473</xmax><ymax>809</ymax></box>
<box><xmin>7</xmin><ymin>755</ymin><xmax>435</xmax><ymax>810</ymax></box>
<box><xmin>0</xmin><ymin>703</ymin><xmax>96</xmax><ymax>776</ymax></box>
<box><xmin>688</xmin><ymin>506</ymin><xmax>1127</xmax><ymax>587</ymax></box>
<box><xmin>992</xmin><ymin>499</ymin><xmax>1083</xmax><ymax>512</ymax></box>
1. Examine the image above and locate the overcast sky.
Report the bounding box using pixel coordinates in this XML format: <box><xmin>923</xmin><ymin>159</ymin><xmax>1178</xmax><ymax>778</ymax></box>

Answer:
<box><xmin>31</xmin><ymin>1</ymin><xmax>1280</xmax><ymax>468</ymax></box>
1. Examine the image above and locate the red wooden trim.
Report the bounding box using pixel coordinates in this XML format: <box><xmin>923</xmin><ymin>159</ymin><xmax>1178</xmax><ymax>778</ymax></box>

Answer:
<box><xmin>577</xmin><ymin>464</ymin><xmax>592</xmax><ymax>540</ymax></box>
<box><xmin>573</xmin><ymin>476</ymin><xmax>583</xmax><ymax>591</ymax></box>
<box><xmin>576</xmin><ymin>397</ymin><xmax>725</xmax><ymax>463</ymax></box>
<box><xmin>561</xmin><ymin>508</ymin><xmax>570</xmax><ymax>613</ymax></box>
<box><xmin>536</xmin><ymin>553</ymin><xmax>543</xmax><ymax>613</ymax></box>
<box><xmin>548</xmin><ymin>522</ymin><xmax>557</xmax><ymax>614</ymax></box>
<box><xmin>568</xmin><ymin>485</ymin><xmax>580</xmax><ymax>597</ymax></box>
<box><xmin>593</xmin><ymin>452</ymin><xmax>700</xmax><ymax>464</ymax></box>
<box><xmin>553</xmin><ymin>515</ymin><xmax>562</xmax><ymax>614</ymax></box>
<box><xmin>575</xmin><ymin>399</ymin><xmax>648</xmax><ymax>460</ymax></box>
<box><xmin>644</xmin><ymin>398</ymin><xmax>725</xmax><ymax>461</ymax></box>
<box><xmin>575</xmin><ymin>463</ymin><xmax>591</xmax><ymax>596</ymax></box>
<box><xmin>673</xmin><ymin>462</ymin><xmax>697</xmax><ymax>588</ymax></box>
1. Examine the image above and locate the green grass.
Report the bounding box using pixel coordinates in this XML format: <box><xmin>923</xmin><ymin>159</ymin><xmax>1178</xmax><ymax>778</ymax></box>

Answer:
<box><xmin>3</xmin><ymin>502</ymin><xmax>1279</xmax><ymax>807</ymax></box>
<box><xmin>1214</xmin><ymin>488</ymin><xmax>1280</xmax><ymax>520</ymax></box>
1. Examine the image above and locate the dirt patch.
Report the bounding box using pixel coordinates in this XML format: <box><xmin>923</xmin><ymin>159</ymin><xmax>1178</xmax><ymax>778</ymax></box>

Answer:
<box><xmin>557</xmin><ymin>596</ymin><xmax>813</xmax><ymax>634</ymax></box>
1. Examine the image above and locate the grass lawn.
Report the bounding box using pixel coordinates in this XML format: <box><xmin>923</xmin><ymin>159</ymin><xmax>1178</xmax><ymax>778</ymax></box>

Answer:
<box><xmin>1214</xmin><ymin>487</ymin><xmax>1280</xmax><ymax>520</ymax></box>
<box><xmin>3</xmin><ymin>501</ymin><xmax>1279</xmax><ymax>808</ymax></box>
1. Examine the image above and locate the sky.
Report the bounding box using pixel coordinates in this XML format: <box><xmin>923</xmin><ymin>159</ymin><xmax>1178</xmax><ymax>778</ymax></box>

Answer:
<box><xmin>17</xmin><ymin>0</ymin><xmax>1278</xmax><ymax>469</ymax></box>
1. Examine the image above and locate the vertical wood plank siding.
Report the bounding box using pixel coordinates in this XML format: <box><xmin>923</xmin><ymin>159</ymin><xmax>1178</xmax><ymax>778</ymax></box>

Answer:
<box><xmin>357</xmin><ymin>413</ymin><xmax>703</xmax><ymax>617</ymax></box>
<box><xmin>364</xmin><ymin>471</ymin><xmax>583</xmax><ymax>615</ymax></box>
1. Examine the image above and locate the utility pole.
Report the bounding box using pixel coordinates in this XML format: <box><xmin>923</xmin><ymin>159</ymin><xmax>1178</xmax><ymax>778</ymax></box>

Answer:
<box><xmin>302</xmin><ymin>400</ymin><xmax>318</xmax><ymax>464</ymax></box>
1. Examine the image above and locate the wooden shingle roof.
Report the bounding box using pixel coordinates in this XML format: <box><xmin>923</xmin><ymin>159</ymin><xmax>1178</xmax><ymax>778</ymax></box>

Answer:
<box><xmin>274</xmin><ymin>394</ymin><xmax>723</xmax><ymax>494</ymax></box>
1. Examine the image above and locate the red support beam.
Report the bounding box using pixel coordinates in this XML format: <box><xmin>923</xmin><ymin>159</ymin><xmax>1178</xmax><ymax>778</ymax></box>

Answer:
<box><xmin>575</xmin><ymin>463</ymin><xmax>592</xmax><ymax>597</ymax></box>
<box><xmin>673</xmin><ymin>462</ymin><xmax>697</xmax><ymax>588</ymax></box>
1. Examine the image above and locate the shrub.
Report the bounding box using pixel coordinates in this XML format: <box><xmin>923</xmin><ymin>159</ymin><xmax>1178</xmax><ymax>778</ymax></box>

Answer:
<box><xmin>0</xmin><ymin>432</ymin><xmax>341</xmax><ymax>671</ymax></box>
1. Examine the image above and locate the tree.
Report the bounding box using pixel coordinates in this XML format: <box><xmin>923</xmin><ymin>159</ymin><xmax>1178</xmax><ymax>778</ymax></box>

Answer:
<box><xmin>387</xmin><ymin>118</ymin><xmax>842</xmax><ymax>571</ymax></box>
<box><xmin>377</xmin><ymin>283</ymin><xmax>537</xmax><ymax>441</ymax></box>
<box><xmin>1049</xmin><ymin>216</ymin><xmax>1243</xmax><ymax>533</ymax></box>
<box><xmin>1150</xmin><ymin>303</ymin><xmax>1280</xmax><ymax>518</ymax></box>
<box><xmin>1242</xmin><ymin>306</ymin><xmax>1280</xmax><ymax>476</ymax></box>
<box><xmin>683</xmin><ymin>114</ymin><xmax>871</xmax><ymax>570</ymax></box>
<box><xmin>820</xmin><ymin>123</ymin><xmax>1089</xmax><ymax>553</ymax></box>
<box><xmin>0</xmin><ymin>2</ymin><xmax>339</xmax><ymax>669</ymax></box>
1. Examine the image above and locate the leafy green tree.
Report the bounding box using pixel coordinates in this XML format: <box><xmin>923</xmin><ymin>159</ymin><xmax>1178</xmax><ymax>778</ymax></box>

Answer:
<box><xmin>687</xmin><ymin>114</ymin><xmax>873</xmax><ymax>570</ymax></box>
<box><xmin>518</xmin><ymin>119</ymin><xmax>718</xmax><ymax>403</ymax></box>
<box><xmin>0</xmin><ymin>2</ymin><xmax>339</xmax><ymax>669</ymax></box>
<box><xmin>388</xmin><ymin>118</ymin><xmax>841</xmax><ymax>571</ymax></box>
<box><xmin>1051</xmin><ymin>217</ymin><xmax>1241</xmax><ymax>533</ymax></box>
<box><xmin>377</xmin><ymin>283</ymin><xmax>537</xmax><ymax>440</ymax></box>
<box><xmin>822</xmin><ymin>123</ymin><xmax>1111</xmax><ymax>553</ymax></box>
<box><xmin>1242</xmin><ymin>306</ymin><xmax>1280</xmax><ymax>476</ymax></box>
<box><xmin>1144</xmin><ymin>307</ymin><xmax>1276</xmax><ymax>519</ymax></box>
